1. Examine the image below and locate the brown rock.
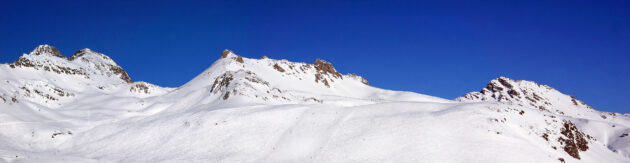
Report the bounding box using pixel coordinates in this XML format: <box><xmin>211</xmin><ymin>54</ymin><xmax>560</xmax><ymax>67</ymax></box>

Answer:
<box><xmin>130</xmin><ymin>83</ymin><xmax>150</xmax><ymax>94</ymax></box>
<box><xmin>314</xmin><ymin>59</ymin><xmax>342</xmax><ymax>78</ymax></box>
<box><xmin>558</xmin><ymin>120</ymin><xmax>589</xmax><ymax>159</ymax></box>
<box><xmin>273</xmin><ymin>64</ymin><xmax>285</xmax><ymax>72</ymax></box>
<box><xmin>497</xmin><ymin>78</ymin><xmax>514</xmax><ymax>88</ymax></box>
<box><xmin>31</xmin><ymin>45</ymin><xmax>65</xmax><ymax>58</ymax></box>
<box><xmin>221</xmin><ymin>49</ymin><xmax>232</xmax><ymax>58</ymax></box>
<box><xmin>109</xmin><ymin>65</ymin><xmax>133</xmax><ymax>83</ymax></box>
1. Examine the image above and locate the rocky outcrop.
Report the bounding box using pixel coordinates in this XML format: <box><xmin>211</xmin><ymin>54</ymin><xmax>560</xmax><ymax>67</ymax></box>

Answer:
<box><xmin>220</xmin><ymin>49</ymin><xmax>245</xmax><ymax>63</ymax></box>
<box><xmin>314</xmin><ymin>59</ymin><xmax>342</xmax><ymax>79</ymax></box>
<box><xmin>210</xmin><ymin>72</ymin><xmax>234</xmax><ymax>95</ymax></box>
<box><xmin>313</xmin><ymin>59</ymin><xmax>343</xmax><ymax>87</ymax></box>
<box><xmin>273</xmin><ymin>64</ymin><xmax>285</xmax><ymax>72</ymax></box>
<box><xmin>456</xmin><ymin>77</ymin><xmax>593</xmax><ymax>113</ymax></box>
<box><xmin>109</xmin><ymin>65</ymin><xmax>133</xmax><ymax>83</ymax></box>
<box><xmin>221</xmin><ymin>49</ymin><xmax>233</xmax><ymax>58</ymax></box>
<box><xmin>558</xmin><ymin>120</ymin><xmax>590</xmax><ymax>159</ymax></box>
<box><xmin>348</xmin><ymin>73</ymin><xmax>369</xmax><ymax>85</ymax></box>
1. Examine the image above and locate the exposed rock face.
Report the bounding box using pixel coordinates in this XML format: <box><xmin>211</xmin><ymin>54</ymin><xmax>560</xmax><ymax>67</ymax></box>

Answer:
<box><xmin>558</xmin><ymin>120</ymin><xmax>590</xmax><ymax>159</ymax></box>
<box><xmin>314</xmin><ymin>59</ymin><xmax>342</xmax><ymax>79</ymax></box>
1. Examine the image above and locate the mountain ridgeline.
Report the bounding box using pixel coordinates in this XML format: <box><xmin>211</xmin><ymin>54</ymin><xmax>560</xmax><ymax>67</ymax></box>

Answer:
<box><xmin>0</xmin><ymin>45</ymin><xmax>628</xmax><ymax>162</ymax></box>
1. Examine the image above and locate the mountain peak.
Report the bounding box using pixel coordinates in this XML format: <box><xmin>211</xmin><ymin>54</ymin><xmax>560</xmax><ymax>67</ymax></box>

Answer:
<box><xmin>220</xmin><ymin>49</ymin><xmax>243</xmax><ymax>63</ymax></box>
<box><xmin>29</xmin><ymin>44</ymin><xmax>65</xmax><ymax>58</ymax></box>
<box><xmin>180</xmin><ymin>50</ymin><xmax>376</xmax><ymax>103</ymax></box>
<box><xmin>457</xmin><ymin>77</ymin><xmax>593</xmax><ymax>113</ymax></box>
<box><xmin>9</xmin><ymin>45</ymin><xmax>133</xmax><ymax>84</ymax></box>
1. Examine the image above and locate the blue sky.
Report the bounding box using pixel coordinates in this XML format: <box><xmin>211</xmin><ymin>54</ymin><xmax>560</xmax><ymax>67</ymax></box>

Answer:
<box><xmin>0</xmin><ymin>0</ymin><xmax>628</xmax><ymax>113</ymax></box>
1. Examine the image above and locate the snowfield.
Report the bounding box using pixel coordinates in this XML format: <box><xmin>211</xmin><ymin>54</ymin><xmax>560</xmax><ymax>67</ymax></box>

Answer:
<box><xmin>0</xmin><ymin>45</ymin><xmax>628</xmax><ymax>162</ymax></box>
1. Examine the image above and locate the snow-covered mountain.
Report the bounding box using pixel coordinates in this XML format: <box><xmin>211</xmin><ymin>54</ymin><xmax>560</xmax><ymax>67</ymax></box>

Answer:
<box><xmin>0</xmin><ymin>45</ymin><xmax>170</xmax><ymax>108</ymax></box>
<box><xmin>457</xmin><ymin>77</ymin><xmax>630</xmax><ymax>162</ymax></box>
<box><xmin>0</xmin><ymin>45</ymin><xmax>628</xmax><ymax>162</ymax></box>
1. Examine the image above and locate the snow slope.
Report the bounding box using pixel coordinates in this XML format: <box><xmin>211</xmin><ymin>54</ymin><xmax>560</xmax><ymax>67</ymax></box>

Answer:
<box><xmin>0</xmin><ymin>45</ymin><xmax>628</xmax><ymax>162</ymax></box>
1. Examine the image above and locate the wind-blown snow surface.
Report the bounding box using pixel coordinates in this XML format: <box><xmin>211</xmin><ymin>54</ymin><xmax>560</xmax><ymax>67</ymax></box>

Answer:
<box><xmin>0</xmin><ymin>45</ymin><xmax>629</xmax><ymax>162</ymax></box>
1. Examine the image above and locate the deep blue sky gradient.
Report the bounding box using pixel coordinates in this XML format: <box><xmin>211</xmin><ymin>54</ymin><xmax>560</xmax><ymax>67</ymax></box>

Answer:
<box><xmin>1</xmin><ymin>0</ymin><xmax>628</xmax><ymax>112</ymax></box>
